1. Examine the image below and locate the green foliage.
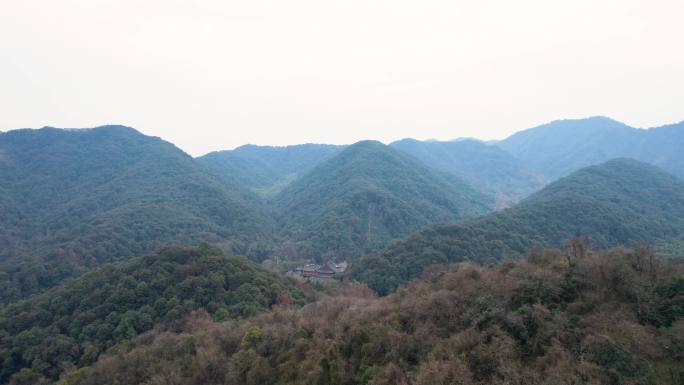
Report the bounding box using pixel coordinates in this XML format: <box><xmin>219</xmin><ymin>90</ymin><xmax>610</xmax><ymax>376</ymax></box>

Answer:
<box><xmin>0</xmin><ymin>245</ymin><xmax>308</xmax><ymax>383</ymax></box>
<box><xmin>588</xmin><ymin>340</ymin><xmax>654</xmax><ymax>383</ymax></box>
<box><xmin>652</xmin><ymin>279</ymin><xmax>684</xmax><ymax>327</ymax></box>
<box><xmin>241</xmin><ymin>325</ymin><xmax>262</xmax><ymax>350</ymax></box>
<box><xmin>354</xmin><ymin>159</ymin><xmax>684</xmax><ymax>294</ymax></box>
<box><xmin>213</xmin><ymin>306</ymin><xmax>231</xmax><ymax>322</ymax></box>
<box><xmin>58</xmin><ymin>247</ymin><xmax>684</xmax><ymax>385</ymax></box>
<box><xmin>390</xmin><ymin>138</ymin><xmax>545</xmax><ymax>207</ymax></box>
<box><xmin>273</xmin><ymin>140</ymin><xmax>493</xmax><ymax>261</ymax></box>
<box><xmin>3</xmin><ymin>120</ymin><xmax>684</xmax><ymax>385</ymax></box>
<box><xmin>198</xmin><ymin>143</ymin><xmax>344</xmax><ymax>198</ymax></box>
<box><xmin>0</xmin><ymin>126</ymin><xmax>275</xmax><ymax>303</ymax></box>
<box><xmin>498</xmin><ymin>116</ymin><xmax>684</xmax><ymax>180</ymax></box>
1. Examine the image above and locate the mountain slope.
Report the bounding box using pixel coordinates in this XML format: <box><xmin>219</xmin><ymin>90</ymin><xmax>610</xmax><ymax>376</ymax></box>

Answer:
<box><xmin>0</xmin><ymin>126</ymin><xmax>275</xmax><ymax>303</ymax></box>
<box><xmin>498</xmin><ymin>116</ymin><xmax>684</xmax><ymax>179</ymax></box>
<box><xmin>198</xmin><ymin>143</ymin><xmax>344</xmax><ymax>198</ymax></box>
<box><xmin>0</xmin><ymin>245</ymin><xmax>308</xmax><ymax>384</ymax></box>
<box><xmin>60</xmin><ymin>247</ymin><xmax>684</xmax><ymax>385</ymax></box>
<box><xmin>354</xmin><ymin>158</ymin><xmax>684</xmax><ymax>294</ymax></box>
<box><xmin>273</xmin><ymin>140</ymin><xmax>493</xmax><ymax>260</ymax></box>
<box><xmin>390</xmin><ymin>138</ymin><xmax>545</xmax><ymax>207</ymax></box>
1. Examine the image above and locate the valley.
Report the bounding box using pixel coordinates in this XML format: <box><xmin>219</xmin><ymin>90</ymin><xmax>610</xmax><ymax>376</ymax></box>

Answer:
<box><xmin>1</xmin><ymin>117</ymin><xmax>684</xmax><ymax>384</ymax></box>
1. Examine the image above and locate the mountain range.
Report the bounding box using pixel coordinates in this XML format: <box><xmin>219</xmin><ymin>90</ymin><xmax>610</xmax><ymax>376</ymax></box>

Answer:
<box><xmin>198</xmin><ymin>143</ymin><xmax>343</xmax><ymax>198</ymax></box>
<box><xmin>272</xmin><ymin>140</ymin><xmax>492</xmax><ymax>260</ymax></box>
<box><xmin>2</xmin><ymin>116</ymin><xmax>684</xmax><ymax>385</ymax></box>
<box><xmin>2</xmin><ymin>117</ymin><xmax>684</xmax><ymax>303</ymax></box>
<box><xmin>498</xmin><ymin>116</ymin><xmax>684</xmax><ymax>180</ymax></box>
<box><xmin>353</xmin><ymin>158</ymin><xmax>684</xmax><ymax>294</ymax></box>
<box><xmin>389</xmin><ymin>138</ymin><xmax>544</xmax><ymax>208</ymax></box>
<box><xmin>0</xmin><ymin>126</ymin><xmax>275</xmax><ymax>303</ymax></box>
<box><xmin>200</xmin><ymin>116</ymin><xmax>684</xmax><ymax>208</ymax></box>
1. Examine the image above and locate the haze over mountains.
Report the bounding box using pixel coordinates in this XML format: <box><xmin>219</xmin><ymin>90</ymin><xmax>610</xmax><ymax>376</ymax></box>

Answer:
<box><xmin>200</xmin><ymin>116</ymin><xmax>684</xmax><ymax>209</ymax></box>
<box><xmin>353</xmin><ymin>158</ymin><xmax>684</xmax><ymax>294</ymax></box>
<box><xmin>1</xmin><ymin>116</ymin><xmax>684</xmax><ymax>384</ymax></box>
<box><xmin>389</xmin><ymin>138</ymin><xmax>544</xmax><ymax>208</ymax></box>
<box><xmin>2</xmin><ymin>116</ymin><xmax>684</xmax><ymax>300</ymax></box>
<box><xmin>198</xmin><ymin>144</ymin><xmax>343</xmax><ymax>198</ymax></box>
<box><xmin>272</xmin><ymin>140</ymin><xmax>492</xmax><ymax>261</ymax></box>
<box><xmin>498</xmin><ymin>116</ymin><xmax>684</xmax><ymax>180</ymax></box>
<box><xmin>0</xmin><ymin>126</ymin><xmax>275</xmax><ymax>303</ymax></box>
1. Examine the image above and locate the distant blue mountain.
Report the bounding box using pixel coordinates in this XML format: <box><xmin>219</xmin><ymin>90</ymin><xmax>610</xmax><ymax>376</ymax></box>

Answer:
<box><xmin>390</xmin><ymin>138</ymin><xmax>545</xmax><ymax>208</ymax></box>
<box><xmin>497</xmin><ymin>116</ymin><xmax>684</xmax><ymax>179</ymax></box>
<box><xmin>198</xmin><ymin>143</ymin><xmax>344</xmax><ymax>197</ymax></box>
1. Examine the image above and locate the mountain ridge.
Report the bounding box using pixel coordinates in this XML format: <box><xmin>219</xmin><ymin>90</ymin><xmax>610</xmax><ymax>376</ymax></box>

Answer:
<box><xmin>0</xmin><ymin>126</ymin><xmax>275</xmax><ymax>303</ymax></box>
<box><xmin>353</xmin><ymin>158</ymin><xmax>684</xmax><ymax>294</ymax></box>
<box><xmin>273</xmin><ymin>140</ymin><xmax>493</xmax><ymax>260</ymax></box>
<box><xmin>198</xmin><ymin>143</ymin><xmax>344</xmax><ymax>198</ymax></box>
<box><xmin>498</xmin><ymin>117</ymin><xmax>684</xmax><ymax>179</ymax></box>
<box><xmin>390</xmin><ymin>137</ymin><xmax>544</xmax><ymax>207</ymax></box>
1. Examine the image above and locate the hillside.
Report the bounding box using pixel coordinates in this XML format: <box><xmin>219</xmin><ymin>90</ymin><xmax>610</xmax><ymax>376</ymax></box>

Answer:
<box><xmin>273</xmin><ymin>140</ymin><xmax>493</xmax><ymax>261</ymax></box>
<box><xmin>390</xmin><ymin>138</ymin><xmax>544</xmax><ymax>207</ymax></box>
<box><xmin>0</xmin><ymin>245</ymin><xmax>308</xmax><ymax>384</ymax></box>
<box><xmin>198</xmin><ymin>143</ymin><xmax>344</xmax><ymax>198</ymax></box>
<box><xmin>353</xmin><ymin>159</ymin><xmax>684</xmax><ymax>294</ymax></box>
<box><xmin>0</xmin><ymin>126</ymin><xmax>275</xmax><ymax>303</ymax></box>
<box><xmin>498</xmin><ymin>116</ymin><xmax>684</xmax><ymax>179</ymax></box>
<box><xmin>59</xmin><ymin>247</ymin><xmax>684</xmax><ymax>385</ymax></box>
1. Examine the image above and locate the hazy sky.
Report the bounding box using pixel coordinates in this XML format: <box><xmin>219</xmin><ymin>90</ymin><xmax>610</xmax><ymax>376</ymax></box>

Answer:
<box><xmin>2</xmin><ymin>0</ymin><xmax>683</xmax><ymax>156</ymax></box>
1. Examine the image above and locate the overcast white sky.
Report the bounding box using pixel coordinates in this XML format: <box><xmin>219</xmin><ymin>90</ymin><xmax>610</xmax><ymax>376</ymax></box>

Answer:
<box><xmin>1</xmin><ymin>0</ymin><xmax>683</xmax><ymax>156</ymax></box>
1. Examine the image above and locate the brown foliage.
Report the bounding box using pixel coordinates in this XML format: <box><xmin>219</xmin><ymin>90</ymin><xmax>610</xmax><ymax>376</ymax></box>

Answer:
<box><xmin>60</xmin><ymin>248</ymin><xmax>684</xmax><ymax>385</ymax></box>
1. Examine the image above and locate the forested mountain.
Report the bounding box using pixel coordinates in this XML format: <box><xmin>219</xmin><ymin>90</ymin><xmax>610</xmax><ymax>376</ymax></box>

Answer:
<box><xmin>390</xmin><ymin>138</ymin><xmax>544</xmax><ymax>207</ymax></box>
<box><xmin>353</xmin><ymin>158</ymin><xmax>684</xmax><ymax>294</ymax></box>
<box><xmin>498</xmin><ymin>116</ymin><xmax>684</xmax><ymax>179</ymax></box>
<box><xmin>198</xmin><ymin>143</ymin><xmax>344</xmax><ymax>198</ymax></box>
<box><xmin>59</xmin><ymin>247</ymin><xmax>684</xmax><ymax>385</ymax></box>
<box><xmin>0</xmin><ymin>245</ymin><xmax>308</xmax><ymax>384</ymax></box>
<box><xmin>273</xmin><ymin>140</ymin><xmax>493</xmax><ymax>261</ymax></box>
<box><xmin>1</xmin><ymin>120</ymin><xmax>684</xmax><ymax>385</ymax></box>
<box><xmin>0</xmin><ymin>126</ymin><xmax>274</xmax><ymax>304</ymax></box>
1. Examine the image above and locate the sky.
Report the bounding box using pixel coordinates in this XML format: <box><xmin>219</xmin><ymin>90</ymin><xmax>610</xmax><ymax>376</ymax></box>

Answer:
<box><xmin>1</xmin><ymin>0</ymin><xmax>683</xmax><ymax>156</ymax></box>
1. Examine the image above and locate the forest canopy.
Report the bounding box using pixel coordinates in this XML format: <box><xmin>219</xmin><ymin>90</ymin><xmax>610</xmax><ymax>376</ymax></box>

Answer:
<box><xmin>273</xmin><ymin>140</ymin><xmax>493</xmax><ymax>261</ymax></box>
<box><xmin>0</xmin><ymin>126</ymin><xmax>276</xmax><ymax>303</ymax></box>
<box><xmin>58</xmin><ymin>246</ymin><xmax>684</xmax><ymax>385</ymax></box>
<box><xmin>0</xmin><ymin>245</ymin><xmax>308</xmax><ymax>384</ymax></box>
<box><xmin>353</xmin><ymin>159</ymin><xmax>684</xmax><ymax>294</ymax></box>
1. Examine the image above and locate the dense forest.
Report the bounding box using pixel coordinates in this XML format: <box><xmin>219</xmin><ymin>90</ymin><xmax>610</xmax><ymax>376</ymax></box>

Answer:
<box><xmin>0</xmin><ymin>126</ymin><xmax>275</xmax><ymax>303</ymax></box>
<box><xmin>498</xmin><ymin>116</ymin><xmax>684</xmax><ymax>179</ymax></box>
<box><xmin>353</xmin><ymin>159</ymin><xmax>684</xmax><ymax>294</ymax></box>
<box><xmin>200</xmin><ymin>117</ymin><xmax>684</xmax><ymax>211</ymax></box>
<box><xmin>198</xmin><ymin>144</ymin><xmax>344</xmax><ymax>198</ymax></box>
<box><xmin>56</xmin><ymin>246</ymin><xmax>684</xmax><ymax>385</ymax></box>
<box><xmin>0</xmin><ymin>245</ymin><xmax>308</xmax><ymax>384</ymax></box>
<box><xmin>2</xmin><ymin>120</ymin><xmax>684</xmax><ymax>385</ymax></box>
<box><xmin>272</xmin><ymin>140</ymin><xmax>493</xmax><ymax>261</ymax></box>
<box><xmin>390</xmin><ymin>138</ymin><xmax>544</xmax><ymax>207</ymax></box>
